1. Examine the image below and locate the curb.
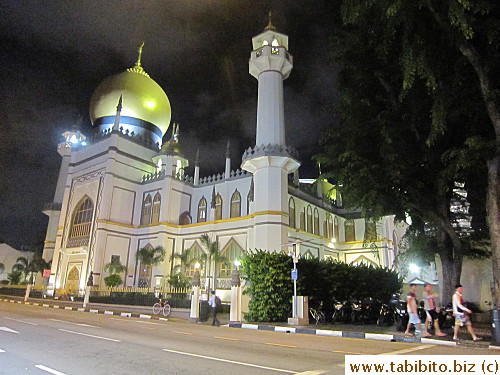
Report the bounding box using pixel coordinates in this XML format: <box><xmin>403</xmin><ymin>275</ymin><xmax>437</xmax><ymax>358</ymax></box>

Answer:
<box><xmin>228</xmin><ymin>323</ymin><xmax>498</xmax><ymax>350</ymax></box>
<box><xmin>1</xmin><ymin>298</ymin><xmax>165</xmax><ymax>321</ymax></box>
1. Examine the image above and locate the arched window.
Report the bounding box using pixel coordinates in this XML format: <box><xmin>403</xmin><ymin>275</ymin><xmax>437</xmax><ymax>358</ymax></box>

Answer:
<box><xmin>230</xmin><ymin>190</ymin><xmax>241</xmax><ymax>218</ymax></box>
<box><xmin>151</xmin><ymin>192</ymin><xmax>161</xmax><ymax>224</ymax></box>
<box><xmin>334</xmin><ymin>216</ymin><xmax>340</xmax><ymax>242</ymax></box>
<box><xmin>364</xmin><ymin>219</ymin><xmax>377</xmax><ymax>242</ymax></box>
<box><xmin>313</xmin><ymin>208</ymin><xmax>320</xmax><ymax>235</ymax></box>
<box><xmin>215</xmin><ymin>194</ymin><xmax>223</xmax><ymax>220</ymax></box>
<box><xmin>219</xmin><ymin>239</ymin><xmax>244</xmax><ymax>278</ymax></box>
<box><xmin>288</xmin><ymin>198</ymin><xmax>296</xmax><ymax>228</ymax></box>
<box><xmin>179</xmin><ymin>211</ymin><xmax>191</xmax><ymax>225</ymax></box>
<box><xmin>345</xmin><ymin>219</ymin><xmax>356</xmax><ymax>242</ymax></box>
<box><xmin>141</xmin><ymin>194</ymin><xmax>152</xmax><ymax>225</ymax></box>
<box><xmin>68</xmin><ymin>196</ymin><xmax>93</xmax><ymax>247</ymax></box>
<box><xmin>184</xmin><ymin>243</ymin><xmax>205</xmax><ymax>278</ymax></box>
<box><xmin>328</xmin><ymin>215</ymin><xmax>334</xmax><ymax>239</ymax></box>
<box><xmin>299</xmin><ymin>208</ymin><xmax>306</xmax><ymax>231</ymax></box>
<box><xmin>307</xmin><ymin>206</ymin><xmax>313</xmax><ymax>233</ymax></box>
<box><xmin>197</xmin><ymin>197</ymin><xmax>207</xmax><ymax>223</ymax></box>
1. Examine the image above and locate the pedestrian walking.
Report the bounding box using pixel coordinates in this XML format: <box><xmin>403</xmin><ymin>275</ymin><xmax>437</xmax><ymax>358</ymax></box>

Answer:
<box><xmin>405</xmin><ymin>284</ymin><xmax>428</xmax><ymax>337</ymax></box>
<box><xmin>208</xmin><ymin>290</ymin><xmax>221</xmax><ymax>327</ymax></box>
<box><xmin>452</xmin><ymin>284</ymin><xmax>481</xmax><ymax>341</ymax></box>
<box><xmin>422</xmin><ymin>283</ymin><xmax>446</xmax><ymax>337</ymax></box>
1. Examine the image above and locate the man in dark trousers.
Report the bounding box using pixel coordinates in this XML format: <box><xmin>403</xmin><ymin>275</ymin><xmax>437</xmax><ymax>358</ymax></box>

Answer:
<box><xmin>208</xmin><ymin>290</ymin><xmax>221</xmax><ymax>326</ymax></box>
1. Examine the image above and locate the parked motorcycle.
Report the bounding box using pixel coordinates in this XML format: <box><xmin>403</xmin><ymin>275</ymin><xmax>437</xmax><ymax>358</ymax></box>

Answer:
<box><xmin>331</xmin><ymin>298</ymin><xmax>350</xmax><ymax>324</ymax></box>
<box><xmin>376</xmin><ymin>302</ymin><xmax>394</xmax><ymax>326</ymax></box>
<box><xmin>392</xmin><ymin>294</ymin><xmax>408</xmax><ymax>331</ymax></box>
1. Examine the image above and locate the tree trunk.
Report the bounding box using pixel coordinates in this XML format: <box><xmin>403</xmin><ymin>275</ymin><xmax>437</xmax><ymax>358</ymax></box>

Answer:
<box><xmin>438</xmin><ymin>229</ymin><xmax>462</xmax><ymax>306</ymax></box>
<box><xmin>458</xmin><ymin>41</ymin><xmax>500</xmax><ymax>308</ymax></box>
<box><xmin>488</xmin><ymin>153</ymin><xmax>500</xmax><ymax>307</ymax></box>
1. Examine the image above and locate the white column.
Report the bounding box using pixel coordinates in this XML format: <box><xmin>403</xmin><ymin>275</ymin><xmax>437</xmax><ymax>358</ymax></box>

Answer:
<box><xmin>256</xmin><ymin>71</ymin><xmax>285</xmax><ymax>147</ymax></box>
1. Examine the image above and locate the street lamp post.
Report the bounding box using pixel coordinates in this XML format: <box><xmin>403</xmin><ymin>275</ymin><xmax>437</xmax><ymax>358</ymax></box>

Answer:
<box><xmin>290</xmin><ymin>244</ymin><xmax>299</xmax><ymax>320</ymax></box>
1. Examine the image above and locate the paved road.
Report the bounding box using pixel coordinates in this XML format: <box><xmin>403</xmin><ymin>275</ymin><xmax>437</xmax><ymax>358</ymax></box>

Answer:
<box><xmin>0</xmin><ymin>301</ymin><xmax>495</xmax><ymax>375</ymax></box>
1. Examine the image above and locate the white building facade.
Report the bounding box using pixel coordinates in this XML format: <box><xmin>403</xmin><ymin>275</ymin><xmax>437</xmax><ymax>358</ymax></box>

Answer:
<box><xmin>41</xmin><ymin>22</ymin><xmax>404</xmax><ymax>295</ymax></box>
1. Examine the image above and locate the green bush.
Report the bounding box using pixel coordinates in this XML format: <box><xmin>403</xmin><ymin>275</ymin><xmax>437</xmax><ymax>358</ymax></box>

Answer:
<box><xmin>241</xmin><ymin>250</ymin><xmax>293</xmax><ymax>322</ymax></box>
<box><xmin>104</xmin><ymin>274</ymin><xmax>123</xmax><ymax>288</ymax></box>
<box><xmin>241</xmin><ymin>251</ymin><xmax>401</xmax><ymax>322</ymax></box>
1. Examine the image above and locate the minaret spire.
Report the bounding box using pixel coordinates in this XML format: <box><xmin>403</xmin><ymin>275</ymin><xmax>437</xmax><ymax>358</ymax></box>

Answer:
<box><xmin>112</xmin><ymin>95</ymin><xmax>123</xmax><ymax>131</ymax></box>
<box><xmin>225</xmin><ymin>139</ymin><xmax>231</xmax><ymax>179</ymax></box>
<box><xmin>265</xmin><ymin>11</ymin><xmax>276</xmax><ymax>31</ymax></box>
<box><xmin>135</xmin><ymin>41</ymin><xmax>145</xmax><ymax>68</ymax></box>
<box><xmin>194</xmin><ymin>148</ymin><xmax>200</xmax><ymax>185</ymax></box>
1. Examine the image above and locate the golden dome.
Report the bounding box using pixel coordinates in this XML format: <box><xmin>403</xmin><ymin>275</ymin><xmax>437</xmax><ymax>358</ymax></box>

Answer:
<box><xmin>89</xmin><ymin>63</ymin><xmax>171</xmax><ymax>136</ymax></box>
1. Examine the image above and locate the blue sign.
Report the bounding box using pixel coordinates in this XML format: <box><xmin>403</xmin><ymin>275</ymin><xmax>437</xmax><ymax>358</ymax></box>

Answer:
<box><xmin>291</xmin><ymin>269</ymin><xmax>298</xmax><ymax>280</ymax></box>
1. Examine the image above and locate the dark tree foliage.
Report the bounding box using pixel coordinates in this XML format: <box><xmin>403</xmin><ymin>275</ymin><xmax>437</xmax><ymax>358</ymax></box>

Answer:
<box><xmin>316</xmin><ymin>1</ymin><xmax>495</xmax><ymax>303</ymax></box>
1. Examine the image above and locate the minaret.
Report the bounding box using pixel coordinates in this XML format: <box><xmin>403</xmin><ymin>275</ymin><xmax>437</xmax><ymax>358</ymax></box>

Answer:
<box><xmin>225</xmin><ymin>140</ymin><xmax>231</xmax><ymax>179</ymax></box>
<box><xmin>194</xmin><ymin>148</ymin><xmax>200</xmax><ymax>185</ymax></box>
<box><xmin>42</xmin><ymin>118</ymin><xmax>87</xmax><ymax>262</ymax></box>
<box><xmin>241</xmin><ymin>15</ymin><xmax>300</xmax><ymax>251</ymax></box>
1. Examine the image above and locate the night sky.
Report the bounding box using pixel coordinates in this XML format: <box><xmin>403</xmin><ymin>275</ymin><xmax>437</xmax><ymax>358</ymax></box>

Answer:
<box><xmin>0</xmin><ymin>0</ymin><xmax>338</xmax><ymax>249</ymax></box>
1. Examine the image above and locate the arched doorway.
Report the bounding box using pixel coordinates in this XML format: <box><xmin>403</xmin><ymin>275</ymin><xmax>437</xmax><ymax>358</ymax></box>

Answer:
<box><xmin>65</xmin><ymin>265</ymin><xmax>80</xmax><ymax>294</ymax></box>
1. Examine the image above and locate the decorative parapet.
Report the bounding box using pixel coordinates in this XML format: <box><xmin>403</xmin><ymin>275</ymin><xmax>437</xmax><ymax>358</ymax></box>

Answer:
<box><xmin>241</xmin><ymin>143</ymin><xmax>299</xmax><ymax>163</ymax></box>
<box><xmin>229</xmin><ymin>169</ymin><xmax>249</xmax><ymax>180</ymax></box>
<box><xmin>142</xmin><ymin>170</ymin><xmax>165</xmax><ymax>183</ymax></box>
<box><xmin>66</xmin><ymin>236</ymin><xmax>89</xmax><ymax>248</ymax></box>
<box><xmin>91</xmin><ymin>128</ymin><xmax>160</xmax><ymax>151</ymax></box>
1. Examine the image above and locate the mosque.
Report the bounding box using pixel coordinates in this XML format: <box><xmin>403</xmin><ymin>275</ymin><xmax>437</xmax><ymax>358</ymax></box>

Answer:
<box><xmin>41</xmin><ymin>20</ymin><xmax>405</xmax><ymax>295</ymax></box>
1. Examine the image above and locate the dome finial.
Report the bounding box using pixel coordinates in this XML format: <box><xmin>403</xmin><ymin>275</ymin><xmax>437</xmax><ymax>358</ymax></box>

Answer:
<box><xmin>127</xmin><ymin>42</ymin><xmax>150</xmax><ymax>77</ymax></box>
<box><xmin>135</xmin><ymin>42</ymin><xmax>145</xmax><ymax>68</ymax></box>
<box><xmin>265</xmin><ymin>11</ymin><xmax>276</xmax><ymax>31</ymax></box>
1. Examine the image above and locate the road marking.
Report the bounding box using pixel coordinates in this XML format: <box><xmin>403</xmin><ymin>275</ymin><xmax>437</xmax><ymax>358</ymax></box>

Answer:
<box><xmin>380</xmin><ymin>344</ymin><xmax>434</xmax><ymax>355</ymax></box>
<box><xmin>162</xmin><ymin>348</ymin><xmax>295</xmax><ymax>373</ymax></box>
<box><xmin>110</xmin><ymin>318</ymin><xmax>164</xmax><ymax>325</ymax></box>
<box><xmin>4</xmin><ymin>317</ymin><xmax>38</xmax><ymax>325</ymax></box>
<box><xmin>173</xmin><ymin>331</ymin><xmax>192</xmax><ymax>335</ymax></box>
<box><xmin>0</xmin><ymin>349</ymin><xmax>5</xmax><ymax>353</ymax></box>
<box><xmin>35</xmin><ymin>365</ymin><xmax>67</xmax><ymax>375</ymax></box>
<box><xmin>59</xmin><ymin>329</ymin><xmax>121</xmax><ymax>342</ymax></box>
<box><xmin>214</xmin><ymin>336</ymin><xmax>240</xmax><ymax>341</ymax></box>
<box><xmin>0</xmin><ymin>327</ymin><xmax>19</xmax><ymax>334</ymax></box>
<box><xmin>49</xmin><ymin>319</ymin><xmax>97</xmax><ymax>328</ymax></box>
<box><xmin>293</xmin><ymin>371</ymin><xmax>328</xmax><ymax>375</ymax></box>
<box><xmin>331</xmin><ymin>349</ymin><xmax>365</xmax><ymax>355</ymax></box>
<box><xmin>266</xmin><ymin>343</ymin><xmax>297</xmax><ymax>348</ymax></box>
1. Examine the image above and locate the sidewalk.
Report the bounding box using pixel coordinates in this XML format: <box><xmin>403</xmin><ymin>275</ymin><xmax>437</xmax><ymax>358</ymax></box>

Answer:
<box><xmin>2</xmin><ymin>295</ymin><xmax>497</xmax><ymax>350</ymax></box>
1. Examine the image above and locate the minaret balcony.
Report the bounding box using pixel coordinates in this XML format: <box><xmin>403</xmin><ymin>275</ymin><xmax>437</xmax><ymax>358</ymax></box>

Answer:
<box><xmin>241</xmin><ymin>144</ymin><xmax>300</xmax><ymax>174</ymax></box>
<box><xmin>249</xmin><ymin>46</ymin><xmax>293</xmax><ymax>79</ymax></box>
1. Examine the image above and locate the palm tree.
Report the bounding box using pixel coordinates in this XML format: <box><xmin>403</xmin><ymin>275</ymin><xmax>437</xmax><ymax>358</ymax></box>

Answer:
<box><xmin>13</xmin><ymin>255</ymin><xmax>51</xmax><ymax>285</ymax></box>
<box><xmin>104</xmin><ymin>258</ymin><xmax>127</xmax><ymax>275</ymax></box>
<box><xmin>135</xmin><ymin>246</ymin><xmax>166</xmax><ymax>287</ymax></box>
<box><xmin>200</xmin><ymin>234</ymin><xmax>228</xmax><ymax>292</ymax></box>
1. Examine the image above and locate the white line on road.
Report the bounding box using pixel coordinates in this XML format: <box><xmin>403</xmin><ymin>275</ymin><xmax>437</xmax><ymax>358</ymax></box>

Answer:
<box><xmin>35</xmin><ymin>364</ymin><xmax>67</xmax><ymax>375</ymax></box>
<box><xmin>59</xmin><ymin>329</ymin><xmax>121</xmax><ymax>342</ymax></box>
<box><xmin>380</xmin><ymin>344</ymin><xmax>434</xmax><ymax>355</ymax></box>
<box><xmin>4</xmin><ymin>317</ymin><xmax>38</xmax><ymax>325</ymax></box>
<box><xmin>49</xmin><ymin>319</ymin><xmax>97</xmax><ymax>328</ymax></box>
<box><xmin>162</xmin><ymin>348</ymin><xmax>295</xmax><ymax>373</ymax></box>
<box><xmin>110</xmin><ymin>317</ymin><xmax>164</xmax><ymax>325</ymax></box>
<box><xmin>0</xmin><ymin>327</ymin><xmax>19</xmax><ymax>334</ymax></box>
<box><xmin>293</xmin><ymin>371</ymin><xmax>328</xmax><ymax>375</ymax></box>
<box><xmin>0</xmin><ymin>349</ymin><xmax>5</xmax><ymax>353</ymax></box>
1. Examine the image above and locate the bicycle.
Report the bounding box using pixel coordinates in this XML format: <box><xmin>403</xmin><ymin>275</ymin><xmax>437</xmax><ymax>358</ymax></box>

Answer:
<box><xmin>309</xmin><ymin>301</ymin><xmax>326</xmax><ymax>324</ymax></box>
<box><xmin>153</xmin><ymin>299</ymin><xmax>171</xmax><ymax>317</ymax></box>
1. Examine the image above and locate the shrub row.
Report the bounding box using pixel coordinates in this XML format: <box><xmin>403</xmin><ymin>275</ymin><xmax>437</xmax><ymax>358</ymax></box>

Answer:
<box><xmin>241</xmin><ymin>250</ymin><xmax>401</xmax><ymax>322</ymax></box>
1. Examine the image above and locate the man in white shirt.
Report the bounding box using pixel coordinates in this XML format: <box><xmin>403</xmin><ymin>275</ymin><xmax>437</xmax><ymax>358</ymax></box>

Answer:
<box><xmin>452</xmin><ymin>284</ymin><xmax>480</xmax><ymax>341</ymax></box>
<box><xmin>208</xmin><ymin>290</ymin><xmax>221</xmax><ymax>326</ymax></box>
